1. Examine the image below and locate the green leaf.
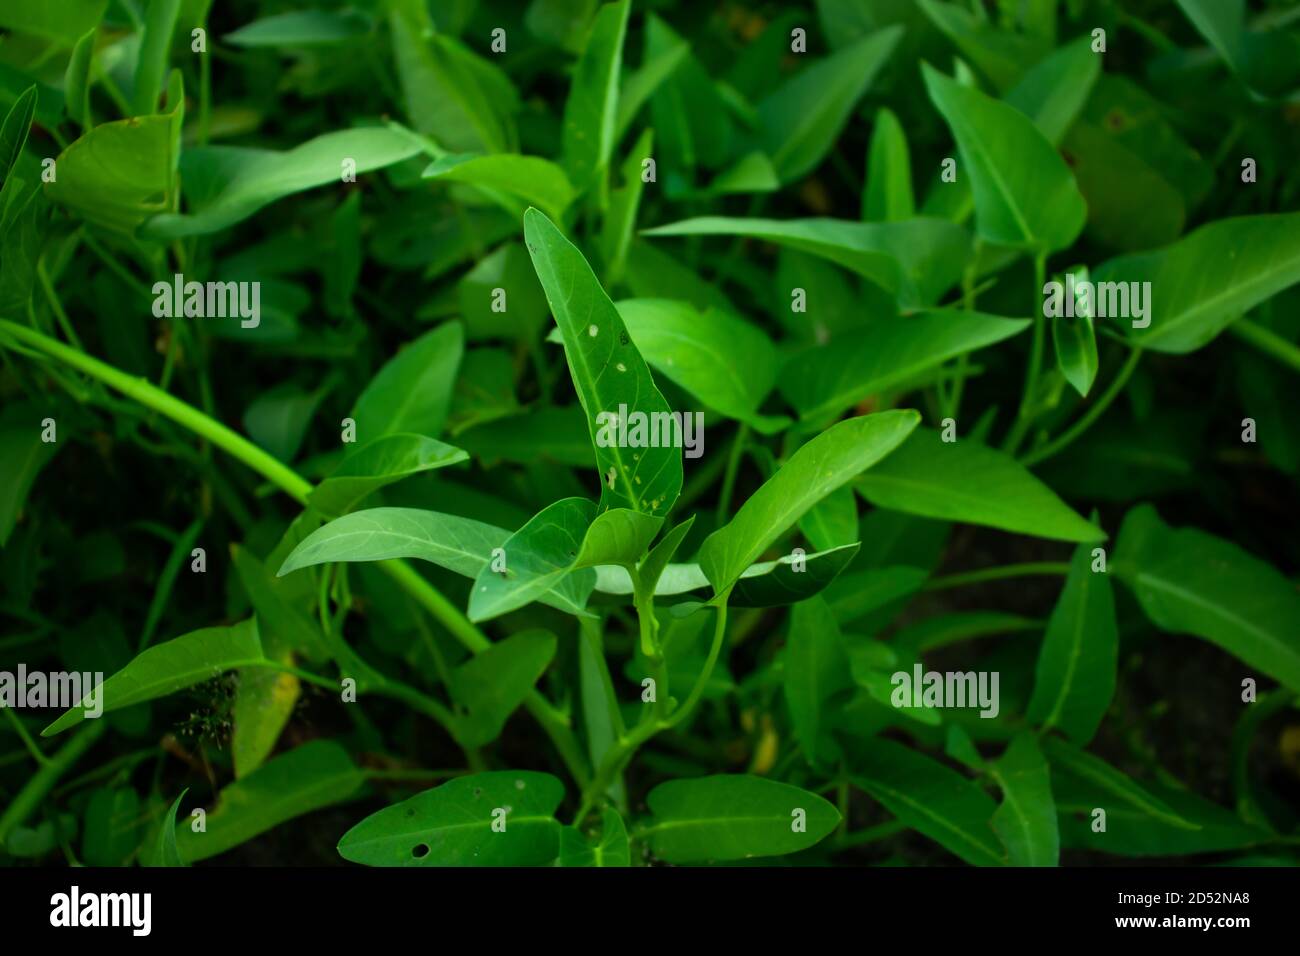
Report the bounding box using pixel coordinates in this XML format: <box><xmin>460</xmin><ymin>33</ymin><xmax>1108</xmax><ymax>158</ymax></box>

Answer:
<box><xmin>1027</xmin><ymin>541</ymin><xmax>1117</xmax><ymax>744</ymax></box>
<box><xmin>224</xmin><ymin>10</ymin><xmax>372</xmax><ymax>47</ymax></box>
<box><xmin>1078</xmin><ymin>76</ymin><xmax>1212</xmax><ymax>212</ymax></box>
<box><xmin>893</xmin><ymin>610</ymin><xmax>1041</xmax><ymax>657</ymax></box>
<box><xmin>0</xmin><ymin>185</ymin><xmax>49</xmax><ymax>315</ymax></box>
<box><xmin>0</xmin><ymin>87</ymin><xmax>37</xmax><ymax>185</ymax></box>
<box><xmin>686</xmin><ymin>151</ymin><xmax>781</xmax><ymax>199</ymax></box>
<box><xmin>780</xmin><ymin>311</ymin><xmax>1029</xmax><ymax>421</ymax></box>
<box><xmin>600</xmin><ymin>128</ymin><xmax>653</xmax><ymax>285</ymax></box>
<box><xmin>242</xmin><ymin>382</ymin><xmax>326</xmax><ymax>463</ymax></box>
<box><xmin>1050</xmin><ymin>266</ymin><xmax>1099</xmax><ymax>397</ymax></box>
<box><xmin>1040</xmin><ymin>736</ymin><xmax>1200</xmax><ymax>830</ymax></box>
<box><xmin>146</xmin><ymin>789</ymin><xmax>188</xmax><ymax>868</ymax></box>
<box><xmin>0</xmin><ymin>0</ymin><xmax>106</xmax><ymax>44</ymax></box>
<box><xmin>277</xmin><ymin>507</ymin><xmax>589</xmax><ymax>618</ymax></box>
<box><xmin>177</xmin><ymin>741</ymin><xmax>366</xmax><ymax>862</ymax></box>
<box><xmin>561</xmin><ymin>0</ymin><xmax>629</xmax><ymax>192</ymax></box>
<box><xmin>595</xmin><ymin>542</ymin><xmax>860</xmax><ymax>608</ymax></box>
<box><xmin>279</xmin><ymin>507</ymin><xmax>504</xmax><ymax>579</ymax></box>
<box><xmin>1003</xmin><ymin>36</ymin><xmax>1101</xmax><ymax>146</ymax></box>
<box><xmin>229</xmin><ymin>543</ymin><xmax>313</xmax><ymax>779</ymax></box>
<box><xmin>457</xmin><ymin>406</ymin><xmax>594</xmax><ymax>467</ymax></box>
<box><xmin>1092</xmin><ymin>212</ymin><xmax>1300</xmax><ymax>353</ymax></box>
<box><xmin>45</xmin><ymin>80</ymin><xmax>183</xmax><ymax>234</ymax></box>
<box><xmin>450</xmin><ymin>630</ymin><xmax>557</xmax><ymax>747</ymax></box>
<box><xmin>800</xmin><ymin>485</ymin><xmax>859</xmax><ymax>553</ymax></box>
<box><xmin>699</xmin><ymin>411</ymin><xmax>919</xmax><ymax>594</ymax></box>
<box><xmin>230</xmin><ymin>544</ymin><xmax>323</xmax><ymax>658</ymax></box>
<box><xmin>636</xmin><ymin>514</ymin><xmax>694</xmax><ymax>596</ymax></box>
<box><xmin>864</xmin><ymin>107</ymin><xmax>914</xmax><ymax>222</ymax></box>
<box><xmin>625</xmin><ymin>239</ymin><xmax>735</xmax><ymax>311</ymax></box>
<box><xmin>350</xmin><ymin>322</ymin><xmax>463</xmax><ymax>442</ymax></box>
<box><xmin>989</xmin><ymin>732</ymin><xmax>1059</xmax><ymax>866</ymax></box>
<box><xmin>918</xmin><ymin>0</ymin><xmax>1048</xmax><ymax>91</ymax></box>
<box><xmin>642</xmin><ymin>13</ymin><xmax>733</xmax><ymax>173</ymax></box>
<box><xmin>386</xmin><ymin>0</ymin><xmax>516</xmax><ymax>153</ymax></box>
<box><xmin>855</xmin><ymin>429</ymin><xmax>1105</xmax><ymax>543</ymax></box>
<box><xmin>527</xmin><ymin>0</ymin><xmax>598</xmax><ymax>53</ymax></box>
<box><xmin>731</xmin><ymin>543</ymin><xmax>861</xmax><ymax>608</ymax></box>
<box><xmin>468</xmin><ymin>497</ymin><xmax>597</xmax><ymax>622</ymax></box>
<box><xmin>922</xmin><ymin>62</ymin><xmax>1086</xmax><ymax>251</ymax></box>
<box><xmin>615</xmin><ymin>298</ymin><xmax>786</xmax><ymax>431</ymax></box>
<box><xmin>758</xmin><ymin>25</ymin><xmax>902</xmax><ymax>183</ymax></box>
<box><xmin>1113</xmin><ymin>505</ymin><xmax>1300</xmax><ymax>693</ymax></box>
<box><xmin>423</xmin><ymin>153</ymin><xmax>574</xmax><ymax>222</ymax></box>
<box><xmin>43</xmin><ymin>619</ymin><xmax>266</xmax><ymax>736</ymax></box>
<box><xmin>573</xmin><ymin>508</ymin><xmax>662</xmax><ymax>568</ymax></box>
<box><xmin>324</xmin><ymin>191</ymin><xmax>361</xmax><ymax>318</ymax></box>
<box><xmin>142</xmin><ymin>126</ymin><xmax>423</xmax><ymax>239</ymax></box>
<box><xmin>309</xmin><ymin>434</ymin><xmax>469</xmax><ymax>517</ymax></box>
<box><xmin>1175</xmin><ymin>0</ymin><xmax>1300</xmax><ymax>99</ymax></box>
<box><xmin>0</xmin><ymin>422</ymin><xmax>58</xmax><ymax>546</ymax></box>
<box><xmin>614</xmin><ymin>43</ymin><xmax>686</xmax><ymax>141</ymax></box>
<box><xmin>81</xmin><ymin>786</ymin><xmax>142</xmax><ymax>866</ymax></box>
<box><xmin>524</xmin><ymin>207</ymin><xmax>683</xmax><ymax>517</ymax></box>
<box><xmin>130</xmin><ymin>0</ymin><xmax>180</xmax><ymax>116</ymax></box>
<box><xmin>557</xmin><ymin>807</ymin><xmax>629</xmax><ymax>867</ymax></box>
<box><xmin>642</xmin><ymin>216</ymin><xmax>971</xmax><ymax>310</ymax></box>
<box><xmin>825</xmin><ymin>564</ymin><xmax>929</xmax><ymax>625</ymax></box>
<box><xmin>454</xmin><ymin>243</ymin><xmax>548</xmax><ymax>343</ymax></box>
<box><xmin>644</xmin><ymin>775</ymin><xmax>840</xmax><ymax>863</ymax></box>
<box><xmin>1062</xmin><ymin>120</ymin><xmax>1187</xmax><ymax>252</ymax></box>
<box><xmin>848</xmin><ymin>737</ymin><xmax>1005</xmax><ymax>866</ymax></box>
<box><xmin>785</xmin><ymin>596</ymin><xmax>852</xmax><ymax>765</ymax></box>
<box><xmin>1054</xmin><ymin>763</ymin><xmax>1269</xmax><ymax>857</ymax></box>
<box><xmin>231</xmin><ymin>663</ymin><xmax>298</xmax><ymax>780</ymax></box>
<box><xmin>337</xmin><ymin>771</ymin><xmax>564</xmax><ymax>866</ymax></box>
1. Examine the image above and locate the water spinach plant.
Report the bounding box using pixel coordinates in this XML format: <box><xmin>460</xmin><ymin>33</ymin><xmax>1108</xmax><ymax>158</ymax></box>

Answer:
<box><xmin>1</xmin><ymin>0</ymin><xmax>1299</xmax><ymax>868</ymax></box>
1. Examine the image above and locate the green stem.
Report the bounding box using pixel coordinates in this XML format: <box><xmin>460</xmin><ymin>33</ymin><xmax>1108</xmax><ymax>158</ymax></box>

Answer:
<box><xmin>629</xmin><ymin>563</ymin><xmax>660</xmax><ymax>661</ymax></box>
<box><xmin>1020</xmin><ymin>346</ymin><xmax>1142</xmax><ymax>468</ymax></box>
<box><xmin>37</xmin><ymin>260</ymin><xmax>83</xmax><ymax>351</ymax></box>
<box><xmin>572</xmin><ymin>599</ymin><xmax>730</xmax><ymax>825</ymax></box>
<box><xmin>1117</xmin><ymin>10</ymin><xmax>1179</xmax><ymax>52</ymax></box>
<box><xmin>81</xmin><ymin>231</ymin><xmax>154</xmax><ymax>297</ymax></box>
<box><xmin>0</xmin><ymin>721</ymin><xmax>106</xmax><ymax>845</ymax></box>
<box><xmin>946</xmin><ymin>241</ymin><xmax>982</xmax><ymax>419</ymax></box>
<box><xmin>380</xmin><ymin>560</ymin><xmax>588</xmax><ymax>786</ymax></box>
<box><xmin>0</xmin><ymin>320</ymin><xmax>313</xmax><ymax>501</ymax></box>
<box><xmin>830</xmin><ymin>819</ymin><xmax>907</xmax><ymax>851</ymax></box>
<box><xmin>139</xmin><ymin>516</ymin><xmax>203</xmax><ymax>652</ymax></box>
<box><xmin>1229</xmin><ymin>318</ymin><xmax>1300</xmax><ymax>376</ymax></box>
<box><xmin>0</xmin><ymin>318</ymin><xmax>591</xmax><ymax>790</ymax></box>
<box><xmin>1003</xmin><ymin>252</ymin><xmax>1048</xmax><ymax>454</ymax></box>
<box><xmin>716</xmin><ymin>422</ymin><xmax>749</xmax><ymax>525</ymax></box>
<box><xmin>198</xmin><ymin>19</ymin><xmax>212</xmax><ymax>147</ymax></box>
<box><xmin>2</xmin><ymin>709</ymin><xmax>51</xmax><ymax>768</ymax></box>
<box><xmin>923</xmin><ymin>562</ymin><xmax>1070</xmax><ymax>592</ymax></box>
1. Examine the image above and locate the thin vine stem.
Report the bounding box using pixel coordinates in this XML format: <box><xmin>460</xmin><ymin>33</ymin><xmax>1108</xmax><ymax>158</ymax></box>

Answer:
<box><xmin>923</xmin><ymin>562</ymin><xmax>1071</xmax><ymax>592</ymax></box>
<box><xmin>1228</xmin><ymin>318</ymin><xmax>1300</xmax><ymax>376</ymax></box>
<box><xmin>1020</xmin><ymin>346</ymin><xmax>1143</xmax><ymax>468</ymax></box>
<box><xmin>1003</xmin><ymin>251</ymin><xmax>1048</xmax><ymax>454</ymax></box>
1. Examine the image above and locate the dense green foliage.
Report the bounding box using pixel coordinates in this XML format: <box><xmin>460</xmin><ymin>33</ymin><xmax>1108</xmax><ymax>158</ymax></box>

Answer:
<box><xmin>1</xmin><ymin>0</ymin><xmax>1299</xmax><ymax>868</ymax></box>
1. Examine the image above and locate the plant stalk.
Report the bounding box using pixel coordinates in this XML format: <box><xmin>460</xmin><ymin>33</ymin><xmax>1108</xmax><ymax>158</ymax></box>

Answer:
<box><xmin>1020</xmin><ymin>346</ymin><xmax>1142</xmax><ymax>468</ymax></box>
<box><xmin>572</xmin><ymin>598</ymin><xmax>730</xmax><ymax>824</ymax></box>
